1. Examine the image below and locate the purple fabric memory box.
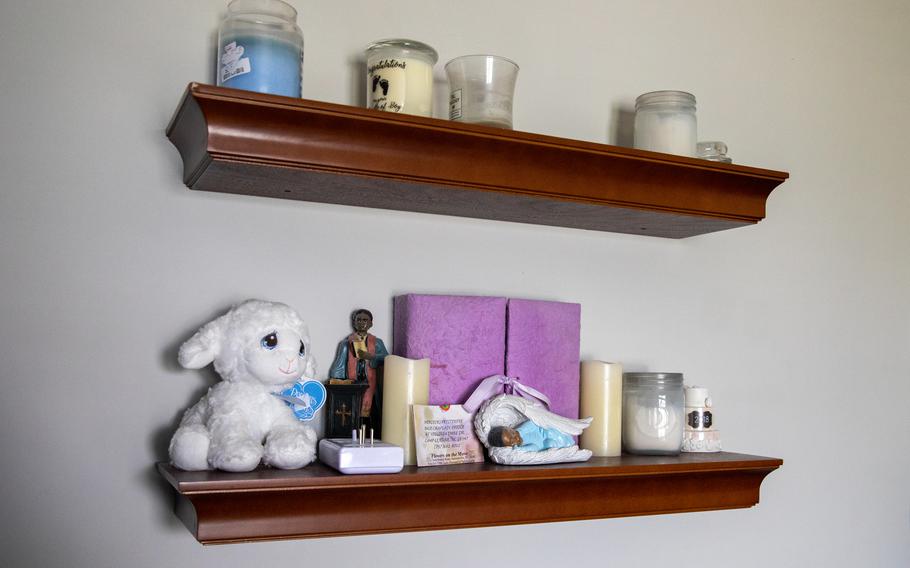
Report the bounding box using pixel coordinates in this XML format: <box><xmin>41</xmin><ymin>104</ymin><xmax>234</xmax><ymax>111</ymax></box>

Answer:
<box><xmin>393</xmin><ymin>294</ymin><xmax>580</xmax><ymax>419</ymax></box>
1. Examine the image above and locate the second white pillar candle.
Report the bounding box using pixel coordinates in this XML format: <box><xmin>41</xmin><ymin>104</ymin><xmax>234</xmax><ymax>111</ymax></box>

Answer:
<box><xmin>381</xmin><ymin>355</ymin><xmax>430</xmax><ymax>465</ymax></box>
<box><xmin>578</xmin><ymin>360</ymin><xmax>623</xmax><ymax>457</ymax></box>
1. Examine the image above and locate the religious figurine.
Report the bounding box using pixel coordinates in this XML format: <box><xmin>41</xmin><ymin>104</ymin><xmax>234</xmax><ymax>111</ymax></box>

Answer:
<box><xmin>329</xmin><ymin>309</ymin><xmax>389</xmax><ymax>417</ymax></box>
<box><xmin>474</xmin><ymin>394</ymin><xmax>594</xmax><ymax>465</ymax></box>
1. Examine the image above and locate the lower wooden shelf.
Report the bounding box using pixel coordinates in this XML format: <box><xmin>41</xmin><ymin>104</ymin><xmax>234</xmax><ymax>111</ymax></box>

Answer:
<box><xmin>157</xmin><ymin>451</ymin><xmax>782</xmax><ymax>544</ymax></box>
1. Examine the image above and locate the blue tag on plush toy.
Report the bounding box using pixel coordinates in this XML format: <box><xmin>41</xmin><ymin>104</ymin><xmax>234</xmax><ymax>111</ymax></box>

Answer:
<box><xmin>274</xmin><ymin>380</ymin><xmax>326</xmax><ymax>421</ymax></box>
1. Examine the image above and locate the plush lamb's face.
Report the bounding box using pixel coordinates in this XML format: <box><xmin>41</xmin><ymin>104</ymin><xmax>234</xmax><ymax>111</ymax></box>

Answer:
<box><xmin>243</xmin><ymin>325</ymin><xmax>309</xmax><ymax>386</ymax></box>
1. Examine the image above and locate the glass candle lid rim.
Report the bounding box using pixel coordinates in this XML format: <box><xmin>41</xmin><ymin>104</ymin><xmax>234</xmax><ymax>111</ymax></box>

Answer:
<box><xmin>635</xmin><ymin>90</ymin><xmax>696</xmax><ymax>109</ymax></box>
<box><xmin>623</xmin><ymin>372</ymin><xmax>684</xmax><ymax>385</ymax></box>
<box><xmin>366</xmin><ymin>38</ymin><xmax>439</xmax><ymax>63</ymax></box>
<box><xmin>444</xmin><ymin>54</ymin><xmax>520</xmax><ymax>71</ymax></box>
<box><xmin>226</xmin><ymin>0</ymin><xmax>298</xmax><ymax>21</ymax></box>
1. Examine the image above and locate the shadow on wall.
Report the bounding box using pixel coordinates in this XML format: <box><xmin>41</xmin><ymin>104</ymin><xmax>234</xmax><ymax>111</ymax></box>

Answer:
<box><xmin>611</xmin><ymin>104</ymin><xmax>635</xmax><ymax>148</ymax></box>
<box><xmin>349</xmin><ymin>55</ymin><xmax>366</xmax><ymax>108</ymax></box>
<box><xmin>144</xmin><ymin>305</ymin><xmax>229</xmax><ymax>529</ymax></box>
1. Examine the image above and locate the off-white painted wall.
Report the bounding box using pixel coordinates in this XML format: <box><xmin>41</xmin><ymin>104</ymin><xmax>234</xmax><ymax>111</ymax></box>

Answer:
<box><xmin>1</xmin><ymin>1</ymin><xmax>907</xmax><ymax>566</ymax></box>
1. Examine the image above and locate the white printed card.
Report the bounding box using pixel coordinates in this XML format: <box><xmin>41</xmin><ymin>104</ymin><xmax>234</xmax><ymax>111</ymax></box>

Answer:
<box><xmin>413</xmin><ymin>404</ymin><xmax>484</xmax><ymax>467</ymax></box>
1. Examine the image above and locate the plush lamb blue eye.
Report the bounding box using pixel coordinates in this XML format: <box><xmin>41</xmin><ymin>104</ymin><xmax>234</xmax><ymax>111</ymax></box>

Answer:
<box><xmin>260</xmin><ymin>332</ymin><xmax>278</xmax><ymax>350</ymax></box>
<box><xmin>298</xmin><ymin>341</ymin><xmax>306</xmax><ymax>357</ymax></box>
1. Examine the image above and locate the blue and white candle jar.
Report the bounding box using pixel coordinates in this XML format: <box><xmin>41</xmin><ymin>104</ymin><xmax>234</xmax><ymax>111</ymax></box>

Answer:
<box><xmin>217</xmin><ymin>0</ymin><xmax>303</xmax><ymax>98</ymax></box>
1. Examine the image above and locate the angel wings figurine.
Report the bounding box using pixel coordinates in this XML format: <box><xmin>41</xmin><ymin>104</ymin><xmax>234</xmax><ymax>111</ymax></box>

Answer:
<box><xmin>473</xmin><ymin>394</ymin><xmax>594</xmax><ymax>465</ymax></box>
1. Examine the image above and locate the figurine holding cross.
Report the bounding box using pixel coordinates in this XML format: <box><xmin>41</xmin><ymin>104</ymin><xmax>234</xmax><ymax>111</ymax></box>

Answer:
<box><xmin>328</xmin><ymin>309</ymin><xmax>389</xmax><ymax>417</ymax></box>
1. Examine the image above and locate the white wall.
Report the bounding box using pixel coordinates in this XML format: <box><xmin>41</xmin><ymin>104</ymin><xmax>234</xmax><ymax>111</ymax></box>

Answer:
<box><xmin>1</xmin><ymin>0</ymin><xmax>908</xmax><ymax>566</ymax></box>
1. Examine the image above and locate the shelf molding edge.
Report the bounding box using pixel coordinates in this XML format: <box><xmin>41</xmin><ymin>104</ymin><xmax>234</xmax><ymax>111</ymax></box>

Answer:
<box><xmin>166</xmin><ymin>83</ymin><xmax>789</xmax><ymax>239</ymax></box>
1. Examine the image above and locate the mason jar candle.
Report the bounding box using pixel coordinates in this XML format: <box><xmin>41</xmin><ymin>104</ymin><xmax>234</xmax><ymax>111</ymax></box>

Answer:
<box><xmin>622</xmin><ymin>372</ymin><xmax>684</xmax><ymax>455</ymax></box>
<box><xmin>365</xmin><ymin>39</ymin><xmax>438</xmax><ymax>117</ymax></box>
<box><xmin>217</xmin><ymin>0</ymin><xmax>304</xmax><ymax>98</ymax></box>
<box><xmin>633</xmin><ymin>91</ymin><xmax>697</xmax><ymax>156</ymax></box>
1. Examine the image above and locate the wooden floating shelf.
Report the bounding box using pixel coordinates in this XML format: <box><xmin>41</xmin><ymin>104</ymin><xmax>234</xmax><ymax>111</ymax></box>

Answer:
<box><xmin>158</xmin><ymin>451</ymin><xmax>782</xmax><ymax>544</ymax></box>
<box><xmin>166</xmin><ymin>83</ymin><xmax>789</xmax><ymax>238</ymax></box>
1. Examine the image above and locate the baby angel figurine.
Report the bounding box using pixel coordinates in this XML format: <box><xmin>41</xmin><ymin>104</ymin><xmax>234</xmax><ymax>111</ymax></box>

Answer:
<box><xmin>474</xmin><ymin>394</ymin><xmax>593</xmax><ymax>465</ymax></box>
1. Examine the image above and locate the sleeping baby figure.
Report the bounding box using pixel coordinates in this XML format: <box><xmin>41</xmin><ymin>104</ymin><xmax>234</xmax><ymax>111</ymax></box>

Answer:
<box><xmin>488</xmin><ymin>421</ymin><xmax>575</xmax><ymax>452</ymax></box>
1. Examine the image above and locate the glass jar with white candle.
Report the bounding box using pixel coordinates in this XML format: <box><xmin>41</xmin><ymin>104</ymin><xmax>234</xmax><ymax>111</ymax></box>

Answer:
<box><xmin>622</xmin><ymin>373</ymin><xmax>684</xmax><ymax>455</ymax></box>
<box><xmin>365</xmin><ymin>39</ymin><xmax>438</xmax><ymax>117</ymax></box>
<box><xmin>217</xmin><ymin>0</ymin><xmax>304</xmax><ymax>98</ymax></box>
<box><xmin>633</xmin><ymin>91</ymin><xmax>697</xmax><ymax>156</ymax></box>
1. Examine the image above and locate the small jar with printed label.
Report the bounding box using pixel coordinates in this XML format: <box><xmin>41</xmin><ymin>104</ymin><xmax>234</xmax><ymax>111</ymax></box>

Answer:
<box><xmin>365</xmin><ymin>39</ymin><xmax>438</xmax><ymax>117</ymax></box>
<box><xmin>217</xmin><ymin>0</ymin><xmax>304</xmax><ymax>98</ymax></box>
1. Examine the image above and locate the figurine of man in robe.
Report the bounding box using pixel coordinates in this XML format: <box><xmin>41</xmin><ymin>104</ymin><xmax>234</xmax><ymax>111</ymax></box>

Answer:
<box><xmin>329</xmin><ymin>309</ymin><xmax>389</xmax><ymax>416</ymax></box>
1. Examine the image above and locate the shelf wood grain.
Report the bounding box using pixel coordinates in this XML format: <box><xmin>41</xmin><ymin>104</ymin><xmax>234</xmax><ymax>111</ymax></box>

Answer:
<box><xmin>166</xmin><ymin>83</ymin><xmax>788</xmax><ymax>238</ymax></box>
<box><xmin>158</xmin><ymin>452</ymin><xmax>782</xmax><ymax>544</ymax></box>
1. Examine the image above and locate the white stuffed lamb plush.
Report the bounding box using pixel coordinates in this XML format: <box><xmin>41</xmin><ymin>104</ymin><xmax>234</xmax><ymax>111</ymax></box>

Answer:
<box><xmin>169</xmin><ymin>299</ymin><xmax>319</xmax><ymax>472</ymax></box>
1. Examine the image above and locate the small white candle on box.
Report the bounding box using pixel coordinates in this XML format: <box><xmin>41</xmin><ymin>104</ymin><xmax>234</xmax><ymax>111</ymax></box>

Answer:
<box><xmin>380</xmin><ymin>355</ymin><xmax>430</xmax><ymax>465</ymax></box>
<box><xmin>578</xmin><ymin>361</ymin><xmax>623</xmax><ymax>457</ymax></box>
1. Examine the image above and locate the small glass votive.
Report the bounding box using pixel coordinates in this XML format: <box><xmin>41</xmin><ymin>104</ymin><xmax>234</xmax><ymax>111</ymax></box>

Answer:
<box><xmin>365</xmin><ymin>39</ymin><xmax>438</xmax><ymax>117</ymax></box>
<box><xmin>445</xmin><ymin>55</ymin><xmax>519</xmax><ymax>129</ymax></box>
<box><xmin>697</xmin><ymin>141</ymin><xmax>732</xmax><ymax>163</ymax></box>
<box><xmin>633</xmin><ymin>90</ymin><xmax>697</xmax><ymax>156</ymax></box>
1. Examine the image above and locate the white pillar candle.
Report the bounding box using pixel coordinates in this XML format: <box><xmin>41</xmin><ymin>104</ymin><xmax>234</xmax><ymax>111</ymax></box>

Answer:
<box><xmin>578</xmin><ymin>360</ymin><xmax>623</xmax><ymax>457</ymax></box>
<box><xmin>381</xmin><ymin>355</ymin><xmax>430</xmax><ymax>465</ymax></box>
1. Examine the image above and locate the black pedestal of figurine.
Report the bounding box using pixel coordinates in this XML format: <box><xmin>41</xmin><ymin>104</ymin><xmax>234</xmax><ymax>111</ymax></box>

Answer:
<box><xmin>324</xmin><ymin>379</ymin><xmax>383</xmax><ymax>439</ymax></box>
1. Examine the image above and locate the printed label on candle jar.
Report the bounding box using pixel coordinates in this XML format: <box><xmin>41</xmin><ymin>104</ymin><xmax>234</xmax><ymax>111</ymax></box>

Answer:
<box><xmin>449</xmin><ymin>89</ymin><xmax>463</xmax><ymax>120</ymax></box>
<box><xmin>368</xmin><ymin>59</ymin><xmax>407</xmax><ymax>113</ymax></box>
<box><xmin>220</xmin><ymin>41</ymin><xmax>251</xmax><ymax>83</ymax></box>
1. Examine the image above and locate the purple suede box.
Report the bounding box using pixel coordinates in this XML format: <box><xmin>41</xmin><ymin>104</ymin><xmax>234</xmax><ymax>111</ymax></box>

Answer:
<box><xmin>505</xmin><ymin>298</ymin><xmax>581</xmax><ymax>419</ymax></box>
<box><xmin>393</xmin><ymin>295</ymin><xmax>507</xmax><ymax>406</ymax></box>
<box><xmin>393</xmin><ymin>294</ymin><xmax>580</xmax><ymax>418</ymax></box>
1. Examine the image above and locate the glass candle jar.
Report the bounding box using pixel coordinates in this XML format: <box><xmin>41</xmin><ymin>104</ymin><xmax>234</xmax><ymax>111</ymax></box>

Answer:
<box><xmin>445</xmin><ymin>55</ymin><xmax>519</xmax><ymax>129</ymax></box>
<box><xmin>697</xmin><ymin>141</ymin><xmax>732</xmax><ymax>163</ymax></box>
<box><xmin>633</xmin><ymin>91</ymin><xmax>697</xmax><ymax>156</ymax></box>
<box><xmin>365</xmin><ymin>39</ymin><xmax>438</xmax><ymax>117</ymax></box>
<box><xmin>217</xmin><ymin>0</ymin><xmax>304</xmax><ymax>98</ymax></box>
<box><xmin>622</xmin><ymin>372</ymin><xmax>684</xmax><ymax>455</ymax></box>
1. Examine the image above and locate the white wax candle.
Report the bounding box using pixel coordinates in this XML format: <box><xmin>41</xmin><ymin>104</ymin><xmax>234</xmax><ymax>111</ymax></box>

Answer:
<box><xmin>578</xmin><ymin>360</ymin><xmax>623</xmax><ymax>457</ymax></box>
<box><xmin>634</xmin><ymin>111</ymin><xmax>696</xmax><ymax>156</ymax></box>
<box><xmin>381</xmin><ymin>355</ymin><xmax>430</xmax><ymax>465</ymax></box>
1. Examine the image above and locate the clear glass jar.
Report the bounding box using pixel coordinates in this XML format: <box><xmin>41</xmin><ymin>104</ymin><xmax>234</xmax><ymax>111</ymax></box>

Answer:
<box><xmin>622</xmin><ymin>372</ymin><xmax>684</xmax><ymax>455</ymax></box>
<box><xmin>365</xmin><ymin>39</ymin><xmax>438</xmax><ymax>117</ymax></box>
<box><xmin>217</xmin><ymin>0</ymin><xmax>304</xmax><ymax>98</ymax></box>
<box><xmin>633</xmin><ymin>91</ymin><xmax>697</xmax><ymax>156</ymax></box>
<box><xmin>697</xmin><ymin>141</ymin><xmax>732</xmax><ymax>163</ymax></box>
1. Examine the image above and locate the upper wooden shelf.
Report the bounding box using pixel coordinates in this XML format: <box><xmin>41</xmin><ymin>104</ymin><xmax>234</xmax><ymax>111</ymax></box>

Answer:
<box><xmin>166</xmin><ymin>83</ymin><xmax>789</xmax><ymax>238</ymax></box>
<box><xmin>158</xmin><ymin>451</ymin><xmax>782</xmax><ymax>544</ymax></box>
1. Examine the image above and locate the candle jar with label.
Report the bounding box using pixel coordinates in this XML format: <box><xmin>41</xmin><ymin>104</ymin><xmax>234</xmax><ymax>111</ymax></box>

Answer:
<box><xmin>445</xmin><ymin>55</ymin><xmax>519</xmax><ymax>129</ymax></box>
<box><xmin>365</xmin><ymin>39</ymin><xmax>438</xmax><ymax>117</ymax></box>
<box><xmin>633</xmin><ymin>91</ymin><xmax>697</xmax><ymax>156</ymax></box>
<box><xmin>217</xmin><ymin>0</ymin><xmax>304</xmax><ymax>98</ymax></box>
<box><xmin>622</xmin><ymin>372</ymin><xmax>684</xmax><ymax>455</ymax></box>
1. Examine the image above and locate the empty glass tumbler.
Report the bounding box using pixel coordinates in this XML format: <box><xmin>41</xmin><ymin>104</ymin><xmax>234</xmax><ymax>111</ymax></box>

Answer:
<box><xmin>445</xmin><ymin>55</ymin><xmax>519</xmax><ymax>129</ymax></box>
<box><xmin>217</xmin><ymin>0</ymin><xmax>304</xmax><ymax>98</ymax></box>
<box><xmin>633</xmin><ymin>91</ymin><xmax>697</xmax><ymax>156</ymax></box>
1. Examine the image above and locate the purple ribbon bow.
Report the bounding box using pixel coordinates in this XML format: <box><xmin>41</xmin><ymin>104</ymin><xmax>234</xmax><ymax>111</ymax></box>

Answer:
<box><xmin>462</xmin><ymin>374</ymin><xmax>551</xmax><ymax>414</ymax></box>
